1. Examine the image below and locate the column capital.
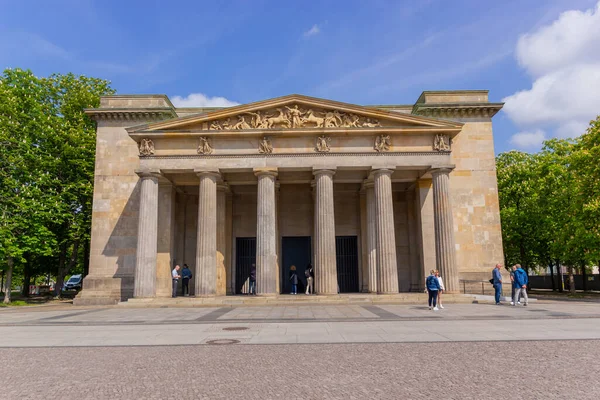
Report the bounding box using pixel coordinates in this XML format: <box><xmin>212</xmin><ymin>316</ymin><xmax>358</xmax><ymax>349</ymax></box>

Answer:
<box><xmin>194</xmin><ymin>169</ymin><xmax>221</xmax><ymax>179</ymax></box>
<box><xmin>429</xmin><ymin>165</ymin><xmax>455</xmax><ymax>176</ymax></box>
<box><xmin>361</xmin><ymin>178</ymin><xmax>375</xmax><ymax>191</ymax></box>
<box><xmin>313</xmin><ymin>168</ymin><xmax>336</xmax><ymax>177</ymax></box>
<box><xmin>254</xmin><ymin>167</ymin><xmax>278</xmax><ymax>178</ymax></box>
<box><xmin>371</xmin><ymin>168</ymin><xmax>395</xmax><ymax>178</ymax></box>
<box><xmin>135</xmin><ymin>168</ymin><xmax>161</xmax><ymax>179</ymax></box>
<box><xmin>217</xmin><ymin>182</ymin><xmax>230</xmax><ymax>193</ymax></box>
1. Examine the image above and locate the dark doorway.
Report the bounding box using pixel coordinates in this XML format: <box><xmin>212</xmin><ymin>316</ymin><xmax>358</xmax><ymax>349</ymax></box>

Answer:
<box><xmin>235</xmin><ymin>237</ymin><xmax>256</xmax><ymax>294</ymax></box>
<box><xmin>281</xmin><ymin>236</ymin><xmax>312</xmax><ymax>294</ymax></box>
<box><xmin>336</xmin><ymin>236</ymin><xmax>359</xmax><ymax>293</ymax></box>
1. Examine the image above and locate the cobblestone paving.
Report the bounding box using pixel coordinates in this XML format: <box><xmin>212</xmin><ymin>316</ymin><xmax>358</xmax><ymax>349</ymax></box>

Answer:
<box><xmin>1</xmin><ymin>340</ymin><xmax>598</xmax><ymax>399</ymax></box>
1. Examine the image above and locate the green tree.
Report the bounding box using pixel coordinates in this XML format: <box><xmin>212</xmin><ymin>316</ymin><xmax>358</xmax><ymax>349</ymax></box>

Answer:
<box><xmin>0</xmin><ymin>69</ymin><xmax>114</xmax><ymax>303</ymax></box>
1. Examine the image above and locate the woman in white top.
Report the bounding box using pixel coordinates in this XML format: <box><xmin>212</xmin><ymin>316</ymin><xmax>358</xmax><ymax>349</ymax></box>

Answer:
<box><xmin>435</xmin><ymin>270</ymin><xmax>445</xmax><ymax>309</ymax></box>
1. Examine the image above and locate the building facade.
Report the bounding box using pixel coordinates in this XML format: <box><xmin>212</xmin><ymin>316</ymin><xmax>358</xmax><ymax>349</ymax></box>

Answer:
<box><xmin>76</xmin><ymin>91</ymin><xmax>504</xmax><ymax>304</ymax></box>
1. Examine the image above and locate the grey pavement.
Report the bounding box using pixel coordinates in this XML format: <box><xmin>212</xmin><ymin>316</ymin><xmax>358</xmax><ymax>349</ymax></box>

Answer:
<box><xmin>1</xmin><ymin>301</ymin><xmax>599</xmax><ymax>347</ymax></box>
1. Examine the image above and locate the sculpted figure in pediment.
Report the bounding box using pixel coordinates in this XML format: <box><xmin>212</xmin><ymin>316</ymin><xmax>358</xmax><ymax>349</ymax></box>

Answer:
<box><xmin>301</xmin><ymin>109</ymin><xmax>325</xmax><ymax>127</ymax></box>
<box><xmin>197</xmin><ymin>137</ymin><xmax>213</xmax><ymax>155</ymax></box>
<box><xmin>374</xmin><ymin>134</ymin><xmax>391</xmax><ymax>152</ymax></box>
<box><xmin>247</xmin><ymin>111</ymin><xmax>269</xmax><ymax>129</ymax></box>
<box><xmin>324</xmin><ymin>110</ymin><xmax>343</xmax><ymax>128</ymax></box>
<box><xmin>265</xmin><ymin>108</ymin><xmax>292</xmax><ymax>129</ymax></box>
<box><xmin>433</xmin><ymin>134</ymin><xmax>451</xmax><ymax>151</ymax></box>
<box><xmin>362</xmin><ymin>118</ymin><xmax>381</xmax><ymax>128</ymax></box>
<box><xmin>139</xmin><ymin>138</ymin><xmax>155</xmax><ymax>156</ymax></box>
<box><xmin>285</xmin><ymin>105</ymin><xmax>304</xmax><ymax>128</ymax></box>
<box><xmin>258</xmin><ymin>137</ymin><xmax>273</xmax><ymax>154</ymax></box>
<box><xmin>232</xmin><ymin>115</ymin><xmax>252</xmax><ymax>130</ymax></box>
<box><xmin>315</xmin><ymin>135</ymin><xmax>331</xmax><ymax>153</ymax></box>
<box><xmin>342</xmin><ymin>113</ymin><xmax>361</xmax><ymax>128</ymax></box>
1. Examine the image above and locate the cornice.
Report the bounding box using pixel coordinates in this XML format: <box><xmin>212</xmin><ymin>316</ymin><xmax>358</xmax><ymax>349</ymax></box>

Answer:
<box><xmin>84</xmin><ymin>108</ymin><xmax>177</xmax><ymax>122</ymax></box>
<box><xmin>412</xmin><ymin>103</ymin><xmax>504</xmax><ymax>119</ymax></box>
<box><xmin>139</xmin><ymin>151</ymin><xmax>451</xmax><ymax>159</ymax></box>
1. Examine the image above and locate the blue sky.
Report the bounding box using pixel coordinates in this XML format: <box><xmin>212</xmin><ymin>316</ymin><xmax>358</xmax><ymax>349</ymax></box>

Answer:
<box><xmin>1</xmin><ymin>0</ymin><xmax>599</xmax><ymax>154</ymax></box>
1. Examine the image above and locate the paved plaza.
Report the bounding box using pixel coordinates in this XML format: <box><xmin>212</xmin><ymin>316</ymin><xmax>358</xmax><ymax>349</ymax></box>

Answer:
<box><xmin>1</xmin><ymin>301</ymin><xmax>599</xmax><ymax>399</ymax></box>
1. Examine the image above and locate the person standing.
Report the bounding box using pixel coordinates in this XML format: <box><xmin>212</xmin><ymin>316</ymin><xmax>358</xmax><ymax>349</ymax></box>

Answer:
<box><xmin>289</xmin><ymin>265</ymin><xmax>298</xmax><ymax>295</ymax></box>
<box><xmin>435</xmin><ymin>270</ymin><xmax>445</xmax><ymax>309</ymax></box>
<box><xmin>492</xmin><ymin>264</ymin><xmax>503</xmax><ymax>305</ymax></box>
<box><xmin>305</xmin><ymin>264</ymin><xmax>314</xmax><ymax>295</ymax></box>
<box><xmin>171</xmin><ymin>265</ymin><xmax>181</xmax><ymax>298</ymax></box>
<box><xmin>181</xmin><ymin>264</ymin><xmax>192</xmax><ymax>297</ymax></box>
<box><xmin>513</xmin><ymin>264</ymin><xmax>529</xmax><ymax>306</ymax></box>
<box><xmin>249</xmin><ymin>263</ymin><xmax>256</xmax><ymax>295</ymax></box>
<box><xmin>509</xmin><ymin>265</ymin><xmax>519</xmax><ymax>305</ymax></box>
<box><xmin>426</xmin><ymin>270</ymin><xmax>441</xmax><ymax>311</ymax></box>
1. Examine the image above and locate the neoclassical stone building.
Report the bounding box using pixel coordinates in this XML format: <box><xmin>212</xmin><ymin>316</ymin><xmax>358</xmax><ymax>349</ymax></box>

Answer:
<box><xmin>76</xmin><ymin>91</ymin><xmax>504</xmax><ymax>304</ymax></box>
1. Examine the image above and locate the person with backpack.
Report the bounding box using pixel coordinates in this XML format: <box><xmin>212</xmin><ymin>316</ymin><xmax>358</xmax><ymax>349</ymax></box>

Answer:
<box><xmin>289</xmin><ymin>265</ymin><xmax>298</xmax><ymax>295</ymax></box>
<box><xmin>512</xmin><ymin>264</ymin><xmax>529</xmax><ymax>306</ymax></box>
<box><xmin>305</xmin><ymin>264</ymin><xmax>314</xmax><ymax>295</ymax></box>
<box><xmin>426</xmin><ymin>270</ymin><xmax>441</xmax><ymax>311</ymax></box>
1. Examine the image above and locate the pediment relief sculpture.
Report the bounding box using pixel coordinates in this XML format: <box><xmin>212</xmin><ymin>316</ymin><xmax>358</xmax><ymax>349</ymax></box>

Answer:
<box><xmin>315</xmin><ymin>135</ymin><xmax>331</xmax><ymax>153</ymax></box>
<box><xmin>207</xmin><ymin>104</ymin><xmax>383</xmax><ymax>130</ymax></box>
<box><xmin>374</xmin><ymin>134</ymin><xmax>391</xmax><ymax>152</ymax></box>
<box><xmin>433</xmin><ymin>134</ymin><xmax>451</xmax><ymax>151</ymax></box>
<box><xmin>197</xmin><ymin>136</ymin><xmax>213</xmax><ymax>155</ymax></box>
<box><xmin>139</xmin><ymin>138</ymin><xmax>155</xmax><ymax>156</ymax></box>
<box><xmin>258</xmin><ymin>137</ymin><xmax>273</xmax><ymax>154</ymax></box>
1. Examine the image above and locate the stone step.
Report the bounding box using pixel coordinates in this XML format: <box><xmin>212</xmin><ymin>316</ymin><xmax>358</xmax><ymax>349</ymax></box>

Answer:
<box><xmin>119</xmin><ymin>293</ymin><xmax>477</xmax><ymax>308</ymax></box>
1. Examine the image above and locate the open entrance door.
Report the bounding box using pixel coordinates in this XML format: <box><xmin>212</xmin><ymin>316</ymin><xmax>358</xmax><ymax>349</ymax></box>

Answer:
<box><xmin>281</xmin><ymin>236</ymin><xmax>311</xmax><ymax>294</ymax></box>
<box><xmin>235</xmin><ymin>237</ymin><xmax>256</xmax><ymax>294</ymax></box>
<box><xmin>336</xmin><ymin>236</ymin><xmax>359</xmax><ymax>293</ymax></box>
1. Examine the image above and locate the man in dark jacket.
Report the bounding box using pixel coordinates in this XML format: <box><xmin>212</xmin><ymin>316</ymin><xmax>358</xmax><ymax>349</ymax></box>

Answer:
<box><xmin>426</xmin><ymin>270</ymin><xmax>441</xmax><ymax>310</ymax></box>
<box><xmin>512</xmin><ymin>264</ymin><xmax>529</xmax><ymax>306</ymax></box>
<box><xmin>181</xmin><ymin>264</ymin><xmax>192</xmax><ymax>297</ymax></box>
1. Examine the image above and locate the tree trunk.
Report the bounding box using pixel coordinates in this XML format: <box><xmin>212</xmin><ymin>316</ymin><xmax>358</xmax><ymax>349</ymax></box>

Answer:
<box><xmin>56</xmin><ymin>239</ymin><xmax>80</xmax><ymax>298</ymax></box>
<box><xmin>54</xmin><ymin>243</ymin><xmax>68</xmax><ymax>297</ymax></box>
<box><xmin>21</xmin><ymin>256</ymin><xmax>31</xmax><ymax>297</ymax></box>
<box><xmin>568</xmin><ymin>266</ymin><xmax>576</xmax><ymax>295</ymax></box>
<box><xmin>549</xmin><ymin>262</ymin><xmax>556</xmax><ymax>291</ymax></box>
<box><xmin>3</xmin><ymin>257</ymin><xmax>14</xmax><ymax>304</ymax></box>
<box><xmin>557</xmin><ymin>260</ymin><xmax>563</xmax><ymax>292</ymax></box>
<box><xmin>83</xmin><ymin>238</ymin><xmax>90</xmax><ymax>277</ymax></box>
<box><xmin>1</xmin><ymin>269</ymin><xmax>4</xmax><ymax>294</ymax></box>
<box><xmin>581</xmin><ymin>261</ymin><xmax>587</xmax><ymax>291</ymax></box>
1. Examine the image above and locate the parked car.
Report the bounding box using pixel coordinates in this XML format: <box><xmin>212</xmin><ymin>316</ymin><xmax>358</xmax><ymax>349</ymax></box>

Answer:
<box><xmin>62</xmin><ymin>274</ymin><xmax>83</xmax><ymax>294</ymax></box>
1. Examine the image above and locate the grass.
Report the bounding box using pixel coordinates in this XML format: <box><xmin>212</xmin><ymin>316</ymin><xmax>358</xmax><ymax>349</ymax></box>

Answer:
<box><xmin>0</xmin><ymin>292</ymin><xmax>69</xmax><ymax>307</ymax></box>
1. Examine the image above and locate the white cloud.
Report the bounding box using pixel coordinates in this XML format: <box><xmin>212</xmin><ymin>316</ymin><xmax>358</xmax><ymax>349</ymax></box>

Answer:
<box><xmin>503</xmin><ymin>1</ymin><xmax>600</xmax><ymax>146</ymax></box>
<box><xmin>303</xmin><ymin>25</ymin><xmax>320</xmax><ymax>38</ymax></box>
<box><xmin>171</xmin><ymin>93</ymin><xmax>240</xmax><ymax>108</ymax></box>
<box><xmin>510</xmin><ymin>130</ymin><xmax>546</xmax><ymax>149</ymax></box>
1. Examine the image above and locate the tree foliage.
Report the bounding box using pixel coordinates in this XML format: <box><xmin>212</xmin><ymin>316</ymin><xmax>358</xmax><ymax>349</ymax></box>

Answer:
<box><xmin>496</xmin><ymin>116</ymin><xmax>600</xmax><ymax>291</ymax></box>
<box><xmin>0</xmin><ymin>68</ymin><xmax>114</xmax><ymax>302</ymax></box>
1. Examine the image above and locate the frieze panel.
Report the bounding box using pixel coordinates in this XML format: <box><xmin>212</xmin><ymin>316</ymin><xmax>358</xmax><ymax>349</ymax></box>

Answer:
<box><xmin>208</xmin><ymin>104</ymin><xmax>383</xmax><ymax>130</ymax></box>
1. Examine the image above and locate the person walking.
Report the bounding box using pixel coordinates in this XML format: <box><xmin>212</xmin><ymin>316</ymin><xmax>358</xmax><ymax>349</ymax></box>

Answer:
<box><xmin>181</xmin><ymin>264</ymin><xmax>192</xmax><ymax>297</ymax></box>
<box><xmin>509</xmin><ymin>265</ymin><xmax>519</xmax><ymax>305</ymax></box>
<box><xmin>289</xmin><ymin>265</ymin><xmax>298</xmax><ymax>295</ymax></box>
<box><xmin>492</xmin><ymin>263</ymin><xmax>503</xmax><ymax>305</ymax></box>
<box><xmin>513</xmin><ymin>264</ymin><xmax>529</xmax><ymax>306</ymax></box>
<box><xmin>305</xmin><ymin>264</ymin><xmax>314</xmax><ymax>295</ymax></box>
<box><xmin>171</xmin><ymin>265</ymin><xmax>181</xmax><ymax>298</ymax></box>
<box><xmin>249</xmin><ymin>263</ymin><xmax>256</xmax><ymax>295</ymax></box>
<box><xmin>435</xmin><ymin>270</ymin><xmax>445</xmax><ymax>309</ymax></box>
<box><xmin>426</xmin><ymin>270</ymin><xmax>441</xmax><ymax>311</ymax></box>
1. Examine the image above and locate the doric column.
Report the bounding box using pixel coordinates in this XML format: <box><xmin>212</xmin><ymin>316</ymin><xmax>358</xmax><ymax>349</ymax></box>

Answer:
<box><xmin>216</xmin><ymin>183</ymin><xmax>229</xmax><ymax>295</ymax></box>
<box><xmin>313</xmin><ymin>169</ymin><xmax>338</xmax><ymax>294</ymax></box>
<box><xmin>134</xmin><ymin>170</ymin><xmax>160</xmax><ymax>298</ymax></box>
<box><xmin>363</xmin><ymin>179</ymin><xmax>377</xmax><ymax>293</ymax></box>
<box><xmin>195</xmin><ymin>170</ymin><xmax>220</xmax><ymax>296</ymax></box>
<box><xmin>254</xmin><ymin>168</ymin><xmax>278</xmax><ymax>295</ymax></box>
<box><xmin>373</xmin><ymin>169</ymin><xmax>399</xmax><ymax>293</ymax></box>
<box><xmin>431</xmin><ymin>167</ymin><xmax>459</xmax><ymax>293</ymax></box>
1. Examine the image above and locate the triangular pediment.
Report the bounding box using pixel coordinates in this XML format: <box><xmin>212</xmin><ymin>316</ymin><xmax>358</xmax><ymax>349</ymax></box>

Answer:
<box><xmin>128</xmin><ymin>94</ymin><xmax>462</xmax><ymax>133</ymax></box>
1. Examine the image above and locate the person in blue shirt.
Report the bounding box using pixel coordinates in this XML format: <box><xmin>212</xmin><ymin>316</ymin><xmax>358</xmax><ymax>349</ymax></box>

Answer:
<box><xmin>512</xmin><ymin>264</ymin><xmax>529</xmax><ymax>306</ymax></box>
<box><xmin>181</xmin><ymin>264</ymin><xmax>192</xmax><ymax>297</ymax></box>
<box><xmin>426</xmin><ymin>270</ymin><xmax>441</xmax><ymax>310</ymax></box>
<box><xmin>492</xmin><ymin>264</ymin><xmax>503</xmax><ymax>305</ymax></box>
